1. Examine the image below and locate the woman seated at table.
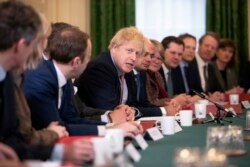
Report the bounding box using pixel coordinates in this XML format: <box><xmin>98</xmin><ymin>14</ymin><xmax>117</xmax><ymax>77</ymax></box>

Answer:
<box><xmin>211</xmin><ymin>38</ymin><xmax>244</xmax><ymax>94</ymax></box>
<box><xmin>146</xmin><ymin>39</ymin><xmax>168</xmax><ymax>107</ymax></box>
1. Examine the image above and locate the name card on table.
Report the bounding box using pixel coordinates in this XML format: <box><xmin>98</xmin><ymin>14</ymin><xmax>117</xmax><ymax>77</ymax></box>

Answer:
<box><xmin>146</xmin><ymin>127</ymin><xmax>164</xmax><ymax>141</ymax></box>
<box><xmin>174</xmin><ymin>121</ymin><xmax>182</xmax><ymax>133</ymax></box>
<box><xmin>125</xmin><ymin>143</ymin><xmax>141</xmax><ymax>162</ymax></box>
<box><xmin>242</xmin><ymin>100</ymin><xmax>250</xmax><ymax>109</ymax></box>
<box><xmin>227</xmin><ymin>107</ymin><xmax>237</xmax><ymax>116</ymax></box>
<box><xmin>134</xmin><ymin>134</ymin><xmax>148</xmax><ymax>150</ymax></box>
<box><xmin>224</xmin><ymin>93</ymin><xmax>250</xmax><ymax>102</ymax></box>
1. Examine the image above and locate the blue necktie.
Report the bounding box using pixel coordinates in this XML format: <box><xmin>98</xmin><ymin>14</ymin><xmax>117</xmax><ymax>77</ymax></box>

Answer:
<box><xmin>135</xmin><ymin>73</ymin><xmax>141</xmax><ymax>101</ymax></box>
<box><xmin>183</xmin><ymin>66</ymin><xmax>190</xmax><ymax>94</ymax></box>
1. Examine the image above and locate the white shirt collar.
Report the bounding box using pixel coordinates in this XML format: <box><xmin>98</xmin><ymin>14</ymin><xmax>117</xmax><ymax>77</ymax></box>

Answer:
<box><xmin>133</xmin><ymin>69</ymin><xmax>139</xmax><ymax>75</ymax></box>
<box><xmin>53</xmin><ymin>61</ymin><xmax>67</xmax><ymax>88</ymax></box>
<box><xmin>162</xmin><ymin>64</ymin><xmax>170</xmax><ymax>75</ymax></box>
<box><xmin>0</xmin><ymin>64</ymin><xmax>6</xmax><ymax>81</ymax></box>
<box><xmin>195</xmin><ymin>53</ymin><xmax>207</xmax><ymax>67</ymax></box>
<box><xmin>180</xmin><ymin>60</ymin><xmax>188</xmax><ymax>68</ymax></box>
<box><xmin>42</xmin><ymin>53</ymin><xmax>49</xmax><ymax>60</ymax></box>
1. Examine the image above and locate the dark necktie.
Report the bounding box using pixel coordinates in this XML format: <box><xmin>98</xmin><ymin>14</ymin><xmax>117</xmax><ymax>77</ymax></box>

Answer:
<box><xmin>203</xmin><ymin>65</ymin><xmax>208</xmax><ymax>91</ymax></box>
<box><xmin>135</xmin><ymin>73</ymin><xmax>141</xmax><ymax>101</ymax></box>
<box><xmin>167</xmin><ymin>71</ymin><xmax>173</xmax><ymax>97</ymax></box>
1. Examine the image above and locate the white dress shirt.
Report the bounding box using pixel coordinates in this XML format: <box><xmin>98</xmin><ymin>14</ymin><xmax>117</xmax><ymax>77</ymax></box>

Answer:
<box><xmin>53</xmin><ymin>61</ymin><xmax>67</xmax><ymax>109</ymax></box>
<box><xmin>195</xmin><ymin>53</ymin><xmax>208</xmax><ymax>92</ymax></box>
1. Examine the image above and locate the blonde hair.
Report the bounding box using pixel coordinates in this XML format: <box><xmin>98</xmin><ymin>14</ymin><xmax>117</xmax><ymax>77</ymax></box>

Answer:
<box><xmin>150</xmin><ymin>39</ymin><xmax>164</xmax><ymax>58</ymax></box>
<box><xmin>25</xmin><ymin>13</ymin><xmax>51</xmax><ymax>69</ymax></box>
<box><xmin>108</xmin><ymin>26</ymin><xmax>144</xmax><ymax>52</ymax></box>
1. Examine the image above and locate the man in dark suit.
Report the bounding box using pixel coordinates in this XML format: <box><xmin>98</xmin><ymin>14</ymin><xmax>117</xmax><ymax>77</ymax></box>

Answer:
<box><xmin>171</xmin><ymin>33</ymin><xmax>197</xmax><ymax>95</ymax></box>
<box><xmin>45</xmin><ymin>22</ymin><xmax>133</xmax><ymax>124</ymax></box>
<box><xmin>75</xmin><ymin>27</ymin><xmax>179</xmax><ymax>117</ymax></box>
<box><xmin>159</xmin><ymin>36</ymin><xmax>185</xmax><ymax>96</ymax></box>
<box><xmin>188</xmin><ymin>32</ymin><xmax>223</xmax><ymax>100</ymax></box>
<box><xmin>0</xmin><ymin>1</ymin><xmax>94</xmax><ymax>164</ymax></box>
<box><xmin>75</xmin><ymin>27</ymin><xmax>143</xmax><ymax>112</ymax></box>
<box><xmin>125</xmin><ymin>38</ymin><xmax>180</xmax><ymax>116</ymax></box>
<box><xmin>22</xmin><ymin>26</ymin><xmax>142</xmax><ymax>136</ymax></box>
<box><xmin>159</xmin><ymin>36</ymin><xmax>192</xmax><ymax>107</ymax></box>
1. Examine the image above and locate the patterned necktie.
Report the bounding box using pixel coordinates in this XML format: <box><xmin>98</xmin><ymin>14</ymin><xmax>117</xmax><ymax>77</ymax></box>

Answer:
<box><xmin>203</xmin><ymin>65</ymin><xmax>208</xmax><ymax>92</ymax></box>
<box><xmin>119</xmin><ymin>74</ymin><xmax>125</xmax><ymax>104</ymax></box>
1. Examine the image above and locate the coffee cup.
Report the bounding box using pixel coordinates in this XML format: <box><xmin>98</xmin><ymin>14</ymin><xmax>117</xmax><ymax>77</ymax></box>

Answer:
<box><xmin>194</xmin><ymin>103</ymin><xmax>207</xmax><ymax>119</ymax></box>
<box><xmin>105</xmin><ymin>129</ymin><xmax>124</xmax><ymax>154</ymax></box>
<box><xmin>176</xmin><ymin>110</ymin><xmax>193</xmax><ymax>126</ymax></box>
<box><xmin>92</xmin><ymin>138</ymin><xmax>112</xmax><ymax>166</ymax></box>
<box><xmin>160</xmin><ymin>116</ymin><xmax>175</xmax><ymax>135</ymax></box>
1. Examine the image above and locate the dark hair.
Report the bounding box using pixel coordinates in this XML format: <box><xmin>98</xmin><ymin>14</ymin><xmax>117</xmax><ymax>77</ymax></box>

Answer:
<box><xmin>178</xmin><ymin>33</ymin><xmax>196</xmax><ymax>42</ymax></box>
<box><xmin>49</xmin><ymin>27</ymin><xmax>90</xmax><ymax>63</ymax></box>
<box><xmin>198</xmin><ymin>32</ymin><xmax>220</xmax><ymax>45</ymax></box>
<box><xmin>0</xmin><ymin>1</ymin><xmax>41</xmax><ymax>51</ymax></box>
<box><xmin>161</xmin><ymin>36</ymin><xmax>184</xmax><ymax>50</ymax></box>
<box><xmin>215</xmin><ymin>38</ymin><xmax>236</xmax><ymax>67</ymax></box>
<box><xmin>44</xmin><ymin>22</ymin><xmax>73</xmax><ymax>55</ymax></box>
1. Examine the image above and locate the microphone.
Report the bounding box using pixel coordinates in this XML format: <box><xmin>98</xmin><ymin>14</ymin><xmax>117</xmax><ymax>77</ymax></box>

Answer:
<box><xmin>191</xmin><ymin>89</ymin><xmax>239</xmax><ymax>118</ymax></box>
<box><xmin>191</xmin><ymin>89</ymin><xmax>206</xmax><ymax>99</ymax></box>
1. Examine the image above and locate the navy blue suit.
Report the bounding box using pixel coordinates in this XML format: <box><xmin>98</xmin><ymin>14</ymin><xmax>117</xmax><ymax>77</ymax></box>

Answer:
<box><xmin>22</xmin><ymin>60</ymin><xmax>105</xmax><ymax>136</ymax></box>
<box><xmin>125</xmin><ymin>71</ymin><xmax>162</xmax><ymax>116</ymax></box>
<box><xmin>75</xmin><ymin>52</ymin><xmax>162</xmax><ymax>117</ymax></box>
<box><xmin>75</xmin><ymin>52</ymin><xmax>121</xmax><ymax>110</ymax></box>
<box><xmin>171</xmin><ymin>66</ymin><xmax>187</xmax><ymax>95</ymax></box>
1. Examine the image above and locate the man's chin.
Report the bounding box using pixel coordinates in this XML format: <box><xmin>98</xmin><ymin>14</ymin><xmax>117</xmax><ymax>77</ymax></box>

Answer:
<box><xmin>124</xmin><ymin>68</ymin><xmax>133</xmax><ymax>73</ymax></box>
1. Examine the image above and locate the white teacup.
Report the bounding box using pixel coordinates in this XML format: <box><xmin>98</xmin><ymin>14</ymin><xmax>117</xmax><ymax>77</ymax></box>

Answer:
<box><xmin>176</xmin><ymin>110</ymin><xmax>193</xmax><ymax>127</ymax></box>
<box><xmin>161</xmin><ymin>116</ymin><xmax>175</xmax><ymax>135</ymax></box>
<box><xmin>198</xmin><ymin>99</ymin><xmax>209</xmax><ymax>105</ymax></box>
<box><xmin>92</xmin><ymin>138</ymin><xmax>111</xmax><ymax>166</ymax></box>
<box><xmin>105</xmin><ymin>129</ymin><xmax>124</xmax><ymax>154</ymax></box>
<box><xmin>229</xmin><ymin>94</ymin><xmax>239</xmax><ymax>105</ymax></box>
<box><xmin>194</xmin><ymin>103</ymin><xmax>207</xmax><ymax>119</ymax></box>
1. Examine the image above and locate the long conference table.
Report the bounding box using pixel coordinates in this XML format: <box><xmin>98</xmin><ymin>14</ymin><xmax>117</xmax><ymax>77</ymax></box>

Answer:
<box><xmin>136</xmin><ymin>113</ymin><xmax>250</xmax><ymax>167</ymax></box>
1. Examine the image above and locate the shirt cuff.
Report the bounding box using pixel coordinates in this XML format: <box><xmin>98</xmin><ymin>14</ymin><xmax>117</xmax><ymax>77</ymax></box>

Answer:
<box><xmin>97</xmin><ymin>125</ymin><xmax>107</xmax><ymax>136</ymax></box>
<box><xmin>50</xmin><ymin>144</ymin><xmax>64</xmax><ymax>162</ymax></box>
<box><xmin>160</xmin><ymin>107</ymin><xmax>167</xmax><ymax>116</ymax></box>
<box><xmin>101</xmin><ymin>110</ymin><xmax>111</xmax><ymax>123</ymax></box>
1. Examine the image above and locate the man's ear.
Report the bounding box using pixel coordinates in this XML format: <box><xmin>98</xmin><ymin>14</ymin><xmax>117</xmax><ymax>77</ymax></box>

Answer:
<box><xmin>13</xmin><ymin>39</ymin><xmax>26</xmax><ymax>53</ymax></box>
<box><xmin>110</xmin><ymin>44</ymin><xmax>118</xmax><ymax>54</ymax></box>
<box><xmin>71</xmin><ymin>56</ymin><xmax>81</xmax><ymax>67</ymax></box>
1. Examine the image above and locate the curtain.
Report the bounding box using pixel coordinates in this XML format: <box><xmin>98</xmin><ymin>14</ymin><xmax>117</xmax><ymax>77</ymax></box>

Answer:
<box><xmin>206</xmin><ymin>0</ymin><xmax>249</xmax><ymax>72</ymax></box>
<box><xmin>90</xmin><ymin>0</ymin><xmax>135</xmax><ymax>58</ymax></box>
<box><xmin>135</xmin><ymin>0</ymin><xmax>206</xmax><ymax>42</ymax></box>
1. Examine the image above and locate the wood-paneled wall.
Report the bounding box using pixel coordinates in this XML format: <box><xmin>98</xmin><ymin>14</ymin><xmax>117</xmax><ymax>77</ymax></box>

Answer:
<box><xmin>21</xmin><ymin>0</ymin><xmax>90</xmax><ymax>34</ymax></box>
